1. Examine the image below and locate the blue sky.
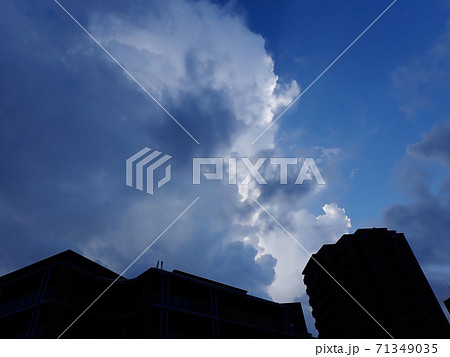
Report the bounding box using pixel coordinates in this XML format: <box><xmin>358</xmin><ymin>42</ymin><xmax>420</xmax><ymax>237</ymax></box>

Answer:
<box><xmin>1</xmin><ymin>0</ymin><xmax>449</xmax><ymax>336</ymax></box>
<box><xmin>235</xmin><ymin>0</ymin><xmax>450</xmax><ymax>223</ymax></box>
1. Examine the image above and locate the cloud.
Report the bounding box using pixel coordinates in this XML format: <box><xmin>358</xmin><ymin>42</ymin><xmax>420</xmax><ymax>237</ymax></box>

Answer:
<box><xmin>350</xmin><ymin>168</ymin><xmax>359</xmax><ymax>179</ymax></box>
<box><xmin>391</xmin><ymin>19</ymin><xmax>450</xmax><ymax>117</ymax></box>
<box><xmin>246</xmin><ymin>202</ymin><xmax>351</xmax><ymax>303</ymax></box>
<box><xmin>383</xmin><ymin>120</ymin><xmax>450</xmax><ymax>319</ymax></box>
<box><xmin>407</xmin><ymin>119</ymin><xmax>450</xmax><ymax>167</ymax></box>
<box><xmin>88</xmin><ymin>0</ymin><xmax>300</xmax><ymax>155</ymax></box>
<box><xmin>0</xmin><ymin>0</ymin><xmax>351</xmax><ymax>329</ymax></box>
<box><xmin>208</xmin><ymin>240</ymin><xmax>277</xmax><ymax>299</ymax></box>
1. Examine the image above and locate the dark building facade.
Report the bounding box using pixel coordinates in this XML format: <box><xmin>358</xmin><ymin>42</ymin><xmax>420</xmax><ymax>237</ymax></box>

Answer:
<box><xmin>302</xmin><ymin>228</ymin><xmax>450</xmax><ymax>338</ymax></box>
<box><xmin>0</xmin><ymin>250</ymin><xmax>310</xmax><ymax>338</ymax></box>
<box><xmin>445</xmin><ymin>298</ymin><xmax>450</xmax><ymax>315</ymax></box>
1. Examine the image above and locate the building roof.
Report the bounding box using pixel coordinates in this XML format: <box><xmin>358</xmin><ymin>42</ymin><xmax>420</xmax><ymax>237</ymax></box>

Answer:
<box><xmin>0</xmin><ymin>250</ymin><xmax>249</xmax><ymax>295</ymax></box>
<box><xmin>0</xmin><ymin>250</ymin><xmax>122</xmax><ymax>285</ymax></box>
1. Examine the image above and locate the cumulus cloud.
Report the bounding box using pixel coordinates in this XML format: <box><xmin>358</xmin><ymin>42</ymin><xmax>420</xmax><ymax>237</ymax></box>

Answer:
<box><xmin>0</xmin><ymin>0</ymin><xmax>351</xmax><ymax>329</ymax></box>
<box><xmin>88</xmin><ymin>0</ymin><xmax>299</xmax><ymax>155</ymax></box>
<box><xmin>252</xmin><ymin>202</ymin><xmax>351</xmax><ymax>302</ymax></box>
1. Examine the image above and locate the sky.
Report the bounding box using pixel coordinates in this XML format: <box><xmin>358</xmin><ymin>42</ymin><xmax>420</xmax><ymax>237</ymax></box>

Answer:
<box><xmin>0</xmin><ymin>0</ymin><xmax>449</xmax><ymax>336</ymax></box>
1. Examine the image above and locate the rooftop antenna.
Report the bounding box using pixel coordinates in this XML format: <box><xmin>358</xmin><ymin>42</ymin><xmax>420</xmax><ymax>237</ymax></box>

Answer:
<box><xmin>156</xmin><ymin>260</ymin><xmax>159</xmax><ymax>269</ymax></box>
<box><xmin>161</xmin><ymin>260</ymin><xmax>164</xmax><ymax>270</ymax></box>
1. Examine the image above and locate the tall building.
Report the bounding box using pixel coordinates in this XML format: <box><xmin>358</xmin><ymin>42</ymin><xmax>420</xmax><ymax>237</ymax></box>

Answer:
<box><xmin>445</xmin><ymin>298</ymin><xmax>450</xmax><ymax>315</ymax></box>
<box><xmin>0</xmin><ymin>250</ymin><xmax>310</xmax><ymax>338</ymax></box>
<box><xmin>302</xmin><ymin>228</ymin><xmax>450</xmax><ymax>338</ymax></box>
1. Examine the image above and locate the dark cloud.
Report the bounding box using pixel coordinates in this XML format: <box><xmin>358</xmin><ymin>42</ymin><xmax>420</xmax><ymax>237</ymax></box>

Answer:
<box><xmin>0</xmin><ymin>0</ymin><xmax>350</xmax><ymax>316</ymax></box>
<box><xmin>407</xmin><ymin>119</ymin><xmax>450</xmax><ymax>167</ymax></box>
<box><xmin>181</xmin><ymin>240</ymin><xmax>277</xmax><ymax>300</ymax></box>
<box><xmin>0</xmin><ymin>0</ymin><xmax>282</xmax><ymax>298</ymax></box>
<box><xmin>383</xmin><ymin>120</ymin><xmax>450</xmax><ymax>318</ymax></box>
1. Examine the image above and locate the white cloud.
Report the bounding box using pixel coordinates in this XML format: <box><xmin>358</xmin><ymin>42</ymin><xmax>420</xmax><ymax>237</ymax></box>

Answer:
<box><xmin>82</xmin><ymin>0</ymin><xmax>353</xmax><ymax>305</ymax></box>
<box><xmin>0</xmin><ymin>0</ymin><xmax>352</xmax><ymax>318</ymax></box>
<box><xmin>89</xmin><ymin>0</ymin><xmax>299</xmax><ymax>155</ymax></box>
<box><xmin>251</xmin><ymin>202</ymin><xmax>351</xmax><ymax>302</ymax></box>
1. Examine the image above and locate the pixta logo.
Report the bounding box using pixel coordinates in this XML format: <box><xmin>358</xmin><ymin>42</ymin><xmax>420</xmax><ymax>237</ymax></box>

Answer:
<box><xmin>126</xmin><ymin>148</ymin><xmax>326</xmax><ymax>195</ymax></box>
<box><xmin>193</xmin><ymin>157</ymin><xmax>325</xmax><ymax>185</ymax></box>
<box><xmin>126</xmin><ymin>148</ymin><xmax>172</xmax><ymax>195</ymax></box>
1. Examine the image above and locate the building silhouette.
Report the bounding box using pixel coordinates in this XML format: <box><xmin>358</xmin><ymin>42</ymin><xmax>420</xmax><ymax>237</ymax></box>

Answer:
<box><xmin>302</xmin><ymin>228</ymin><xmax>450</xmax><ymax>338</ymax></box>
<box><xmin>0</xmin><ymin>250</ymin><xmax>310</xmax><ymax>338</ymax></box>
<box><xmin>445</xmin><ymin>298</ymin><xmax>450</xmax><ymax>315</ymax></box>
